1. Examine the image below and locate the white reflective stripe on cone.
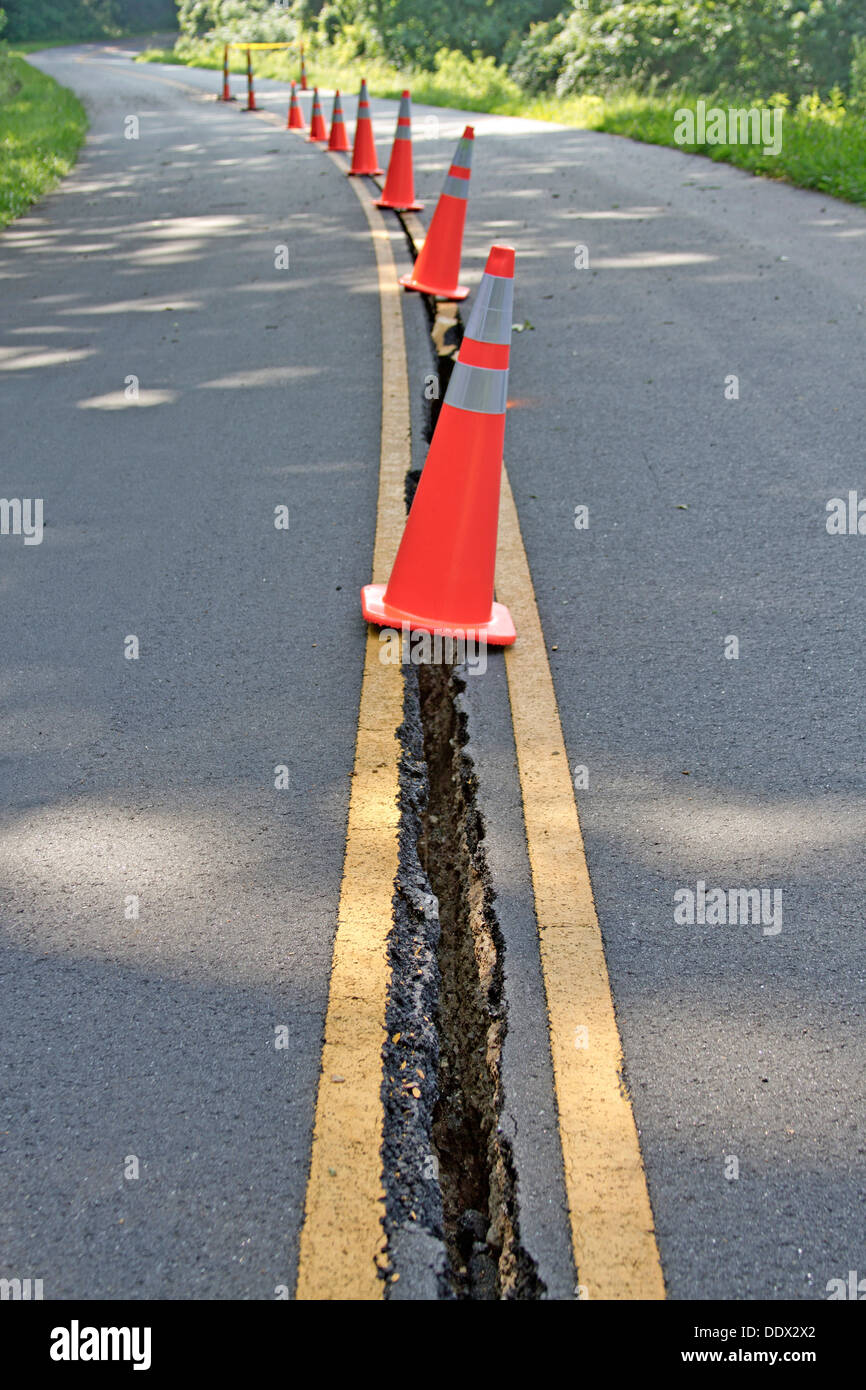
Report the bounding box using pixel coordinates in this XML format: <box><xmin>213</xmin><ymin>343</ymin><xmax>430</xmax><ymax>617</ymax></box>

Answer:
<box><xmin>444</xmin><ymin>361</ymin><xmax>508</xmax><ymax>415</ymax></box>
<box><xmin>451</xmin><ymin>138</ymin><xmax>473</xmax><ymax>169</ymax></box>
<box><xmin>442</xmin><ymin>174</ymin><xmax>470</xmax><ymax>199</ymax></box>
<box><xmin>464</xmin><ymin>274</ymin><xmax>514</xmax><ymax>345</ymax></box>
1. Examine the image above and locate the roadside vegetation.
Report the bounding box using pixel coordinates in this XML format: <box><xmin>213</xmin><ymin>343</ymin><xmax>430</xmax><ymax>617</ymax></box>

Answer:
<box><xmin>590</xmin><ymin>89</ymin><xmax>866</xmax><ymax>206</ymax></box>
<box><xmin>0</xmin><ymin>1</ymin><xmax>176</xmax><ymax>44</ymax></box>
<box><xmin>140</xmin><ymin>1</ymin><xmax>866</xmax><ymax>209</ymax></box>
<box><xmin>0</xmin><ymin>0</ymin><xmax>179</xmax><ymax>228</ymax></box>
<box><xmin>0</xmin><ymin>48</ymin><xmax>87</xmax><ymax>226</ymax></box>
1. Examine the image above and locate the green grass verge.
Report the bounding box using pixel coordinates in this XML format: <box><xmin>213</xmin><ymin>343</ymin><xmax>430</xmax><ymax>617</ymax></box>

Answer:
<box><xmin>138</xmin><ymin>39</ymin><xmax>866</xmax><ymax>207</ymax></box>
<box><xmin>589</xmin><ymin>92</ymin><xmax>866</xmax><ymax>207</ymax></box>
<box><xmin>0</xmin><ymin>50</ymin><xmax>87</xmax><ymax>227</ymax></box>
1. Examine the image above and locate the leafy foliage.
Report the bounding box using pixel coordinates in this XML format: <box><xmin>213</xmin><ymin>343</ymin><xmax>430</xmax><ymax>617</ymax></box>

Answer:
<box><xmin>176</xmin><ymin>0</ymin><xmax>561</xmax><ymax>65</ymax></box>
<box><xmin>850</xmin><ymin>35</ymin><xmax>866</xmax><ymax>112</ymax></box>
<box><xmin>176</xmin><ymin>1</ymin><xmax>298</xmax><ymax>41</ymax></box>
<box><xmin>512</xmin><ymin>1</ymin><xmax>866</xmax><ymax>101</ymax></box>
<box><xmin>2</xmin><ymin>0</ymin><xmax>176</xmax><ymax>42</ymax></box>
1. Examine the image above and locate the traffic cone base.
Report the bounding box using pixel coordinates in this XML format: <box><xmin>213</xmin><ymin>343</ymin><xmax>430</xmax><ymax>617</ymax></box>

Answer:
<box><xmin>360</xmin><ymin>585</ymin><xmax>515</xmax><ymax>645</ymax></box>
<box><xmin>376</xmin><ymin>196</ymin><xmax>424</xmax><ymax>211</ymax></box>
<box><xmin>399</xmin><ymin>268</ymin><xmax>468</xmax><ymax>299</ymax></box>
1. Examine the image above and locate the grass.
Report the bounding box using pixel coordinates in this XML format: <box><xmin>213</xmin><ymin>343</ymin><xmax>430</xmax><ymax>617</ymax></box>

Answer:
<box><xmin>0</xmin><ymin>50</ymin><xmax>87</xmax><ymax>227</ymax></box>
<box><xmin>139</xmin><ymin>38</ymin><xmax>866</xmax><ymax>207</ymax></box>
<box><xmin>589</xmin><ymin>91</ymin><xmax>866</xmax><ymax>207</ymax></box>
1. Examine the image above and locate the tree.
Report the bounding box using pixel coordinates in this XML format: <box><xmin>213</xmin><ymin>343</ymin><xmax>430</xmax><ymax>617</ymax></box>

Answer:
<box><xmin>514</xmin><ymin>0</ymin><xmax>866</xmax><ymax>100</ymax></box>
<box><xmin>2</xmin><ymin>0</ymin><xmax>177</xmax><ymax>42</ymax></box>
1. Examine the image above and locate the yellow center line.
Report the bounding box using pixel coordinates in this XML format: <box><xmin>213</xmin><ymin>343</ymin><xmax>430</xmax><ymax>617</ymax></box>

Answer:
<box><xmin>294</xmin><ymin>161</ymin><xmax>409</xmax><ymax>1300</ymax></box>
<box><xmin>106</xmin><ymin>54</ymin><xmax>663</xmax><ymax>1294</ymax></box>
<box><xmin>496</xmin><ymin>470</ymin><xmax>666</xmax><ymax>1300</ymax></box>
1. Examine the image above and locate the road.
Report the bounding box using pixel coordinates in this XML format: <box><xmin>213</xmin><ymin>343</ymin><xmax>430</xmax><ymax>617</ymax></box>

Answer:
<box><xmin>0</xmin><ymin>40</ymin><xmax>863</xmax><ymax>1301</ymax></box>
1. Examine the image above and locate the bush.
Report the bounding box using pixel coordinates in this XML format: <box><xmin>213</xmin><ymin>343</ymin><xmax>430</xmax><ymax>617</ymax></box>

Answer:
<box><xmin>177</xmin><ymin>0</ymin><xmax>562</xmax><ymax>68</ymax></box>
<box><xmin>199</xmin><ymin>0</ymin><xmax>299</xmax><ymax>43</ymax></box>
<box><xmin>2</xmin><ymin>0</ymin><xmax>176</xmax><ymax>42</ymax></box>
<box><xmin>850</xmin><ymin>35</ymin><xmax>866</xmax><ymax>112</ymax></box>
<box><xmin>509</xmin><ymin>18</ymin><xmax>566</xmax><ymax>96</ymax></box>
<box><xmin>424</xmin><ymin>46</ymin><xmax>521</xmax><ymax>109</ymax></box>
<box><xmin>516</xmin><ymin>0</ymin><xmax>866</xmax><ymax>103</ymax></box>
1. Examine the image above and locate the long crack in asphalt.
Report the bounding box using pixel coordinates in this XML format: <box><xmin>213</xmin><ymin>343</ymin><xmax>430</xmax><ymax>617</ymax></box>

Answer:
<box><xmin>380</xmin><ymin>252</ymin><xmax>543</xmax><ymax>1298</ymax></box>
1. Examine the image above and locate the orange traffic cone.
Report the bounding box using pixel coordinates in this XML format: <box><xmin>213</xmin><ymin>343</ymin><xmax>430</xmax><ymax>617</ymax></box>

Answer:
<box><xmin>299</xmin><ymin>43</ymin><xmax>308</xmax><ymax>91</ymax></box>
<box><xmin>399</xmin><ymin>127</ymin><xmax>473</xmax><ymax>299</ymax></box>
<box><xmin>308</xmin><ymin>88</ymin><xmax>327</xmax><ymax>142</ymax></box>
<box><xmin>348</xmin><ymin>79</ymin><xmax>383</xmax><ymax>176</ymax></box>
<box><xmin>242</xmin><ymin>48</ymin><xmax>257</xmax><ymax>112</ymax></box>
<box><xmin>218</xmin><ymin>44</ymin><xmax>234</xmax><ymax>102</ymax></box>
<box><xmin>287</xmin><ymin>81</ymin><xmax>305</xmax><ymax>131</ymax></box>
<box><xmin>362</xmin><ymin>244</ymin><xmax>517</xmax><ymax>645</ymax></box>
<box><xmin>328</xmin><ymin>90</ymin><xmax>350</xmax><ymax>152</ymax></box>
<box><xmin>375</xmin><ymin>90</ymin><xmax>423</xmax><ymax>211</ymax></box>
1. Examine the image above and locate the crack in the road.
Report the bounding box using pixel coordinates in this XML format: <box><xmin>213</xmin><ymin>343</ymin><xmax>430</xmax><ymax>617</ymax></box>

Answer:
<box><xmin>418</xmin><ymin>663</ymin><xmax>542</xmax><ymax>1299</ymax></box>
<box><xmin>380</xmin><ymin>222</ymin><xmax>542</xmax><ymax>1298</ymax></box>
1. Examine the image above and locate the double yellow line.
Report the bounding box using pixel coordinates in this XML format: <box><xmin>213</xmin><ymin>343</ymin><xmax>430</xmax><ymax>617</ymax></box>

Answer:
<box><xmin>53</xmin><ymin>50</ymin><xmax>667</xmax><ymax>1300</ymax></box>
<box><xmin>295</xmin><ymin>167</ymin><xmax>664</xmax><ymax>1300</ymax></box>
<box><xmin>165</xmin><ymin>85</ymin><xmax>666</xmax><ymax>1300</ymax></box>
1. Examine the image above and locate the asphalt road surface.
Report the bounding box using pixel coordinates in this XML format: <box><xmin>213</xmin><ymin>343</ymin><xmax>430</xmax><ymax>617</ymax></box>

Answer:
<box><xmin>1</xmin><ymin>41</ymin><xmax>863</xmax><ymax>1301</ymax></box>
